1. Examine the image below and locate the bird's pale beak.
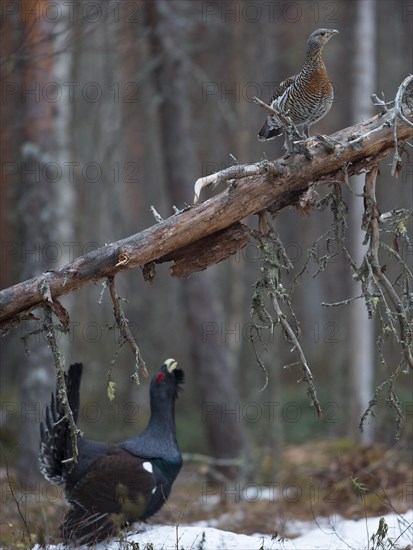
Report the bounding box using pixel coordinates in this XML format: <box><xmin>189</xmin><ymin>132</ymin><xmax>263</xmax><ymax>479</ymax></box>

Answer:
<box><xmin>165</xmin><ymin>358</ymin><xmax>178</xmax><ymax>372</ymax></box>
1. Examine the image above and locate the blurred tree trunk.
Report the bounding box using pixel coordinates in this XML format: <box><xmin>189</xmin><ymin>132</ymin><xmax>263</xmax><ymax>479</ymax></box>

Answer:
<box><xmin>226</xmin><ymin>18</ymin><xmax>247</xmax><ymax>373</ymax></box>
<box><xmin>146</xmin><ymin>0</ymin><xmax>246</xmax><ymax>477</ymax></box>
<box><xmin>348</xmin><ymin>0</ymin><xmax>377</xmax><ymax>443</ymax></box>
<box><xmin>117</xmin><ymin>0</ymin><xmax>145</xmax><ymax>221</ymax></box>
<box><xmin>52</xmin><ymin>2</ymin><xmax>75</xmax><ymax>373</ymax></box>
<box><xmin>53</xmin><ymin>2</ymin><xmax>75</xmax><ymax>264</ymax></box>
<box><xmin>0</xmin><ymin>1</ymin><xmax>21</xmax><ymax>398</ymax></box>
<box><xmin>15</xmin><ymin>0</ymin><xmax>58</xmax><ymax>482</ymax></box>
<box><xmin>70</xmin><ymin>2</ymin><xmax>125</xmax><ymax>371</ymax></box>
<box><xmin>0</xmin><ymin>2</ymin><xmax>19</xmax><ymax>291</ymax></box>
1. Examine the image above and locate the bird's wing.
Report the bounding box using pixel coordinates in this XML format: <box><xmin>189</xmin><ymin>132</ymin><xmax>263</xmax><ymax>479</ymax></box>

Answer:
<box><xmin>62</xmin><ymin>446</ymin><xmax>158</xmax><ymax>545</ymax></box>
<box><xmin>68</xmin><ymin>446</ymin><xmax>155</xmax><ymax>518</ymax></box>
<box><xmin>258</xmin><ymin>74</ymin><xmax>298</xmax><ymax>141</ymax></box>
<box><xmin>269</xmin><ymin>74</ymin><xmax>297</xmax><ymax>104</ymax></box>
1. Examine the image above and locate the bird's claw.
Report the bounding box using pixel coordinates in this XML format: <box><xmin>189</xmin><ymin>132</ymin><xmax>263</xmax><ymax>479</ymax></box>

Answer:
<box><xmin>314</xmin><ymin>134</ymin><xmax>340</xmax><ymax>153</ymax></box>
<box><xmin>290</xmin><ymin>139</ymin><xmax>314</xmax><ymax>160</ymax></box>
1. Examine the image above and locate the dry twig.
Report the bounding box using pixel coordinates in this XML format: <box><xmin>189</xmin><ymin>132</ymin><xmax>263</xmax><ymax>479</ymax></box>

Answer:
<box><xmin>193</xmin><ymin>160</ymin><xmax>282</xmax><ymax>204</ymax></box>
<box><xmin>251</xmin><ymin>234</ymin><xmax>322</xmax><ymax>416</ymax></box>
<box><xmin>43</xmin><ymin>306</ymin><xmax>81</xmax><ymax>468</ymax></box>
<box><xmin>2</xmin><ymin>451</ymin><xmax>32</xmax><ymax>543</ymax></box>
<box><xmin>107</xmin><ymin>276</ymin><xmax>148</xmax><ymax>382</ymax></box>
<box><xmin>363</xmin><ymin>166</ymin><xmax>413</xmax><ymax>370</ymax></box>
<box><xmin>269</xmin><ymin>291</ymin><xmax>322</xmax><ymax>418</ymax></box>
<box><xmin>252</xmin><ymin>95</ymin><xmax>300</xmax><ymax>136</ymax></box>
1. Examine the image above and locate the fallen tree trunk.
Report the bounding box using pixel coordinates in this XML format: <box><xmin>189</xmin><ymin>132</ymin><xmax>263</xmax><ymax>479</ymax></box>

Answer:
<box><xmin>1</xmin><ymin>106</ymin><xmax>412</xmax><ymax>329</ymax></box>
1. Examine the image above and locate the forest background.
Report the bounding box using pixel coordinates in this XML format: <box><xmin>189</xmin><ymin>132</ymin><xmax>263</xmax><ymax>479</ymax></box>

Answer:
<box><xmin>0</xmin><ymin>0</ymin><xmax>412</xmax><ymax>525</ymax></box>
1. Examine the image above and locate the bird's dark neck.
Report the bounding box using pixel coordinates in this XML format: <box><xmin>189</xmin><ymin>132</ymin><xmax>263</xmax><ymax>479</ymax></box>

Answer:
<box><xmin>145</xmin><ymin>396</ymin><xmax>177</xmax><ymax>437</ymax></box>
<box><xmin>120</xmin><ymin>396</ymin><xmax>180</xmax><ymax>460</ymax></box>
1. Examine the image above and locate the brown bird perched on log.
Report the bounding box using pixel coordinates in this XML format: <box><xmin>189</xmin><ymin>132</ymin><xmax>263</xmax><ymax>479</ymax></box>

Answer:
<box><xmin>258</xmin><ymin>28</ymin><xmax>339</xmax><ymax>144</ymax></box>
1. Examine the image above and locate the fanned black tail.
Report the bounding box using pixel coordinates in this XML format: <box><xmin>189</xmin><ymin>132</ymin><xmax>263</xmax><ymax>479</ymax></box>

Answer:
<box><xmin>39</xmin><ymin>363</ymin><xmax>83</xmax><ymax>483</ymax></box>
<box><xmin>62</xmin><ymin>506</ymin><xmax>116</xmax><ymax>546</ymax></box>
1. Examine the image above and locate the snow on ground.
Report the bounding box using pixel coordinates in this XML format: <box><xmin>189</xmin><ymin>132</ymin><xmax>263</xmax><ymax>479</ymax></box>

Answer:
<box><xmin>31</xmin><ymin>510</ymin><xmax>413</xmax><ymax>549</ymax></box>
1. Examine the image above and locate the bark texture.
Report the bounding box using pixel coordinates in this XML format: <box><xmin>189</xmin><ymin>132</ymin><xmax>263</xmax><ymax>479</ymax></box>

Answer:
<box><xmin>0</xmin><ymin>107</ymin><xmax>412</xmax><ymax>330</ymax></box>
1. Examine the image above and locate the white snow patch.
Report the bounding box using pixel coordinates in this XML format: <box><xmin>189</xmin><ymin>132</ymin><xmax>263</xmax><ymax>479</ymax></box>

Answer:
<box><xmin>30</xmin><ymin>510</ymin><xmax>413</xmax><ymax>550</ymax></box>
<box><xmin>198</xmin><ymin>493</ymin><xmax>221</xmax><ymax>505</ymax></box>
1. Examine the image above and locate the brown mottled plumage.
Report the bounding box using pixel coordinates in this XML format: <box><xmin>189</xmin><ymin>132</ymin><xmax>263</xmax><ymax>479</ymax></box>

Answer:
<box><xmin>259</xmin><ymin>28</ymin><xmax>338</xmax><ymax>142</ymax></box>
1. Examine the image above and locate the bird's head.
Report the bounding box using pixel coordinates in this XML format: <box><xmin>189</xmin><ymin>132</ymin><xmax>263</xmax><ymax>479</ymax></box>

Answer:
<box><xmin>151</xmin><ymin>358</ymin><xmax>185</xmax><ymax>400</ymax></box>
<box><xmin>307</xmin><ymin>28</ymin><xmax>339</xmax><ymax>49</ymax></box>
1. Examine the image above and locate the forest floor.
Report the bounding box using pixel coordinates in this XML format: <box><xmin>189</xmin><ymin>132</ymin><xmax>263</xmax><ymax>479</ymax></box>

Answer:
<box><xmin>1</xmin><ymin>440</ymin><xmax>412</xmax><ymax>549</ymax></box>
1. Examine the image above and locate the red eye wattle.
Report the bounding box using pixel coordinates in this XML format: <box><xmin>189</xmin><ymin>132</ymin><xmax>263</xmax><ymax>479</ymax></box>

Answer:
<box><xmin>156</xmin><ymin>373</ymin><xmax>165</xmax><ymax>384</ymax></box>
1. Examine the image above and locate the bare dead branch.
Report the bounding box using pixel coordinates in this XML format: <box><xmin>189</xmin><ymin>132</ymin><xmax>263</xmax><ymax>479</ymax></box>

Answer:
<box><xmin>321</xmin><ymin>295</ymin><xmax>364</xmax><ymax>307</ymax></box>
<box><xmin>394</xmin><ymin>75</ymin><xmax>413</xmax><ymax>129</ymax></box>
<box><xmin>269</xmin><ymin>291</ymin><xmax>322</xmax><ymax>418</ymax></box>
<box><xmin>181</xmin><ymin>453</ymin><xmax>243</xmax><ymax>467</ymax></box>
<box><xmin>1</xmin><ymin>103</ymin><xmax>412</xmax><ymax>332</ymax></box>
<box><xmin>286</xmin><ymin>157</ymin><xmax>412</xmax><ymax>431</ymax></box>
<box><xmin>359</xmin><ymin>364</ymin><xmax>405</xmax><ymax>439</ymax></box>
<box><xmin>391</xmin><ymin>75</ymin><xmax>413</xmax><ymax>175</ymax></box>
<box><xmin>193</xmin><ymin>161</ymin><xmax>278</xmax><ymax>205</ymax></box>
<box><xmin>150</xmin><ymin>205</ymin><xmax>164</xmax><ymax>223</ymax></box>
<box><xmin>194</xmin><ymin>97</ymin><xmax>412</xmax><ymax>203</ymax></box>
<box><xmin>158</xmin><ymin>222</ymin><xmax>250</xmax><ymax>278</ymax></box>
<box><xmin>43</xmin><ymin>307</ymin><xmax>81</xmax><ymax>469</ymax></box>
<box><xmin>250</xmin><ymin>234</ymin><xmax>321</xmax><ymax>416</ymax></box>
<box><xmin>252</xmin><ymin>95</ymin><xmax>298</xmax><ymax>134</ymax></box>
<box><xmin>363</xmin><ymin>166</ymin><xmax>413</xmax><ymax>370</ymax></box>
<box><xmin>107</xmin><ymin>276</ymin><xmax>148</xmax><ymax>382</ymax></box>
<box><xmin>249</xmin><ymin>326</ymin><xmax>270</xmax><ymax>392</ymax></box>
